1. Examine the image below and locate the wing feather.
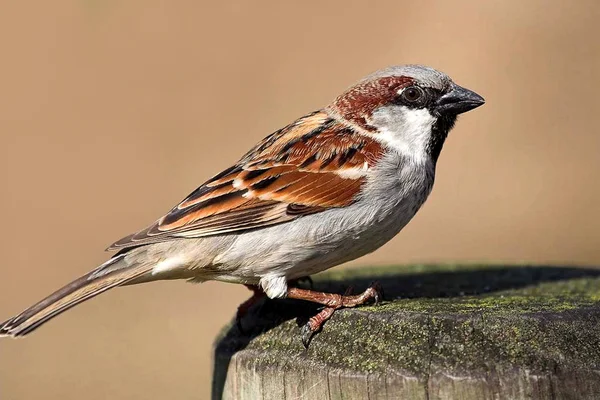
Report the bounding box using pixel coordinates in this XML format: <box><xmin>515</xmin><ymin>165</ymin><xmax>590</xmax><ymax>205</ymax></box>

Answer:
<box><xmin>107</xmin><ymin>110</ymin><xmax>384</xmax><ymax>251</ymax></box>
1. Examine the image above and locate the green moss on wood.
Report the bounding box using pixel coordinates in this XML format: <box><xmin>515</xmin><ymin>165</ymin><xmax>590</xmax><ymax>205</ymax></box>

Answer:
<box><xmin>213</xmin><ymin>264</ymin><xmax>600</xmax><ymax>399</ymax></box>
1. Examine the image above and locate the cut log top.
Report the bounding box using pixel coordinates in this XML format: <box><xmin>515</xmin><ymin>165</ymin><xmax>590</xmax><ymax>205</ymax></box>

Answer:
<box><xmin>213</xmin><ymin>264</ymin><xmax>600</xmax><ymax>400</ymax></box>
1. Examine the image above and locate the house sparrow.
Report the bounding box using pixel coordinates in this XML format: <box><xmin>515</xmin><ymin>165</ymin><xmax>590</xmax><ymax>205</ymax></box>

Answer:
<box><xmin>0</xmin><ymin>65</ymin><xmax>484</xmax><ymax>346</ymax></box>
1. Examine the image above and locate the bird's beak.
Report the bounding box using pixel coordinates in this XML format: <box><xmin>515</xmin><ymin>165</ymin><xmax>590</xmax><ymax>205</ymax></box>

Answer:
<box><xmin>436</xmin><ymin>84</ymin><xmax>485</xmax><ymax>115</ymax></box>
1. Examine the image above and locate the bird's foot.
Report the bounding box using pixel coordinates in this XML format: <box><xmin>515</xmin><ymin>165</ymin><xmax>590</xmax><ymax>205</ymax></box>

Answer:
<box><xmin>289</xmin><ymin>282</ymin><xmax>384</xmax><ymax>348</ymax></box>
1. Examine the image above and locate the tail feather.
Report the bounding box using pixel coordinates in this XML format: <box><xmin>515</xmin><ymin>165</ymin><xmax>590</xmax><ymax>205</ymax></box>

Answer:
<box><xmin>0</xmin><ymin>256</ymin><xmax>152</xmax><ymax>338</ymax></box>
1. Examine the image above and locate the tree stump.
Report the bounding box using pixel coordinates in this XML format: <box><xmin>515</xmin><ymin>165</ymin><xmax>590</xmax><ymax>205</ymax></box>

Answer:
<box><xmin>213</xmin><ymin>264</ymin><xmax>600</xmax><ymax>400</ymax></box>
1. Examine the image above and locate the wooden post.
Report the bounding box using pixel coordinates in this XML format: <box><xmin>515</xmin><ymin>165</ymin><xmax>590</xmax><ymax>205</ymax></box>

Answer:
<box><xmin>213</xmin><ymin>264</ymin><xmax>600</xmax><ymax>400</ymax></box>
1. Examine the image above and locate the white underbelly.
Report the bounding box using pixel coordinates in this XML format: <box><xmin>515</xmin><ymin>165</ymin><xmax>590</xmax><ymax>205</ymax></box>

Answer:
<box><xmin>209</xmin><ymin>184</ymin><xmax>428</xmax><ymax>282</ymax></box>
<box><xmin>146</xmin><ymin>153</ymin><xmax>435</xmax><ymax>286</ymax></box>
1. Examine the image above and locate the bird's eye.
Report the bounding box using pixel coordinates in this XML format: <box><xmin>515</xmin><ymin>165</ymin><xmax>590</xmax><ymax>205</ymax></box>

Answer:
<box><xmin>401</xmin><ymin>86</ymin><xmax>425</xmax><ymax>103</ymax></box>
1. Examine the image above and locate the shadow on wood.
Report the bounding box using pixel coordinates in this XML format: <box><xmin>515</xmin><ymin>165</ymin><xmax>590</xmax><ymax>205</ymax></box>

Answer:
<box><xmin>212</xmin><ymin>264</ymin><xmax>600</xmax><ymax>400</ymax></box>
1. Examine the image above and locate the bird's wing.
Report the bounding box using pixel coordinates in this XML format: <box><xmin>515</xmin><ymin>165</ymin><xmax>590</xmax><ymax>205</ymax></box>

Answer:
<box><xmin>108</xmin><ymin>110</ymin><xmax>384</xmax><ymax>251</ymax></box>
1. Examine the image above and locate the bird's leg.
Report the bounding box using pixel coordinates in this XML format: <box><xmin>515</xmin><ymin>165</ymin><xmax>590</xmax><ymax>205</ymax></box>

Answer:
<box><xmin>286</xmin><ymin>282</ymin><xmax>383</xmax><ymax>347</ymax></box>
<box><xmin>236</xmin><ymin>278</ymin><xmax>314</xmax><ymax>333</ymax></box>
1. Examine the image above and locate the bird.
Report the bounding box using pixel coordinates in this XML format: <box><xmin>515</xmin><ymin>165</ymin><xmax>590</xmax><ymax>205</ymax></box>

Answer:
<box><xmin>0</xmin><ymin>65</ymin><xmax>484</xmax><ymax>346</ymax></box>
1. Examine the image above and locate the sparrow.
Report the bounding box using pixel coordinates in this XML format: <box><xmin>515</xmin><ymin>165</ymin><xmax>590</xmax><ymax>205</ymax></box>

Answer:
<box><xmin>0</xmin><ymin>65</ymin><xmax>484</xmax><ymax>346</ymax></box>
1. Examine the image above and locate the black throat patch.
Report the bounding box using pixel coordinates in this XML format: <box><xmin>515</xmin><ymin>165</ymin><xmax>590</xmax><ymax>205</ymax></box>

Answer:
<box><xmin>427</xmin><ymin>114</ymin><xmax>457</xmax><ymax>163</ymax></box>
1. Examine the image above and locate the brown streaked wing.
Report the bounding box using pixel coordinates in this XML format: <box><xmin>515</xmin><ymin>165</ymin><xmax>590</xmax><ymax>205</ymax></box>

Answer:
<box><xmin>107</xmin><ymin>111</ymin><xmax>384</xmax><ymax>251</ymax></box>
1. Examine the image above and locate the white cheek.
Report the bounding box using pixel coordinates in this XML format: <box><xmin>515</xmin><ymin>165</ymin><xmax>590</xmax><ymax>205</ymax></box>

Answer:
<box><xmin>371</xmin><ymin>106</ymin><xmax>436</xmax><ymax>164</ymax></box>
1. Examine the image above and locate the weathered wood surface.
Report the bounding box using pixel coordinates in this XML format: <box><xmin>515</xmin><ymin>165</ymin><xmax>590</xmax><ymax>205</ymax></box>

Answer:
<box><xmin>213</xmin><ymin>264</ymin><xmax>600</xmax><ymax>400</ymax></box>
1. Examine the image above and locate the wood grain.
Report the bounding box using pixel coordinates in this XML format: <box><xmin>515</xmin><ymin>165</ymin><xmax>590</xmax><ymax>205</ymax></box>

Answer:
<box><xmin>213</xmin><ymin>264</ymin><xmax>600</xmax><ymax>400</ymax></box>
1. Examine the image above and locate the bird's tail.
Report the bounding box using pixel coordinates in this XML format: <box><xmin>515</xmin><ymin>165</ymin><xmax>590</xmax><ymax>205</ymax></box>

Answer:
<box><xmin>0</xmin><ymin>255</ymin><xmax>153</xmax><ymax>338</ymax></box>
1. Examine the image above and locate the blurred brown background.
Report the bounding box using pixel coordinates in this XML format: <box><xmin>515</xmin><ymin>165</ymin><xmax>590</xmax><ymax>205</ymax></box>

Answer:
<box><xmin>0</xmin><ymin>1</ymin><xmax>598</xmax><ymax>399</ymax></box>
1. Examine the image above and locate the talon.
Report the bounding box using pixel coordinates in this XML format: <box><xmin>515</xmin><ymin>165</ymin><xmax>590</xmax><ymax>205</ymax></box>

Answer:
<box><xmin>287</xmin><ymin>282</ymin><xmax>384</xmax><ymax>346</ymax></box>
<box><xmin>301</xmin><ymin>323</ymin><xmax>316</xmax><ymax>348</ymax></box>
<box><xmin>373</xmin><ymin>291</ymin><xmax>380</xmax><ymax>304</ymax></box>
<box><xmin>369</xmin><ymin>281</ymin><xmax>384</xmax><ymax>304</ymax></box>
<box><xmin>300</xmin><ymin>307</ymin><xmax>335</xmax><ymax>348</ymax></box>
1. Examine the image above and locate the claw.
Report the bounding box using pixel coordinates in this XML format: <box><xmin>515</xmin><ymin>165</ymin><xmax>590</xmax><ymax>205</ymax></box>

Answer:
<box><xmin>287</xmin><ymin>281</ymin><xmax>385</xmax><ymax>347</ymax></box>
<box><xmin>299</xmin><ymin>306</ymin><xmax>335</xmax><ymax>348</ymax></box>
<box><xmin>301</xmin><ymin>323</ymin><xmax>316</xmax><ymax>348</ymax></box>
<box><xmin>369</xmin><ymin>281</ymin><xmax>384</xmax><ymax>304</ymax></box>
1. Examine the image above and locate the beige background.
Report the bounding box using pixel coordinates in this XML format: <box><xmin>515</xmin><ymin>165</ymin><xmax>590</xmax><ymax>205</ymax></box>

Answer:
<box><xmin>0</xmin><ymin>1</ymin><xmax>599</xmax><ymax>399</ymax></box>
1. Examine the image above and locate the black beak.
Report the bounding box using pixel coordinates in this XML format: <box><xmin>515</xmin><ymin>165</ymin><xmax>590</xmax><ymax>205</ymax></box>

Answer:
<box><xmin>436</xmin><ymin>84</ymin><xmax>485</xmax><ymax>115</ymax></box>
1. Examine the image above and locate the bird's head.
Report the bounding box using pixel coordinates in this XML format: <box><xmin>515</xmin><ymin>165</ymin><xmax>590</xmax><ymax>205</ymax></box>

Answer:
<box><xmin>330</xmin><ymin>65</ymin><xmax>484</xmax><ymax>162</ymax></box>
